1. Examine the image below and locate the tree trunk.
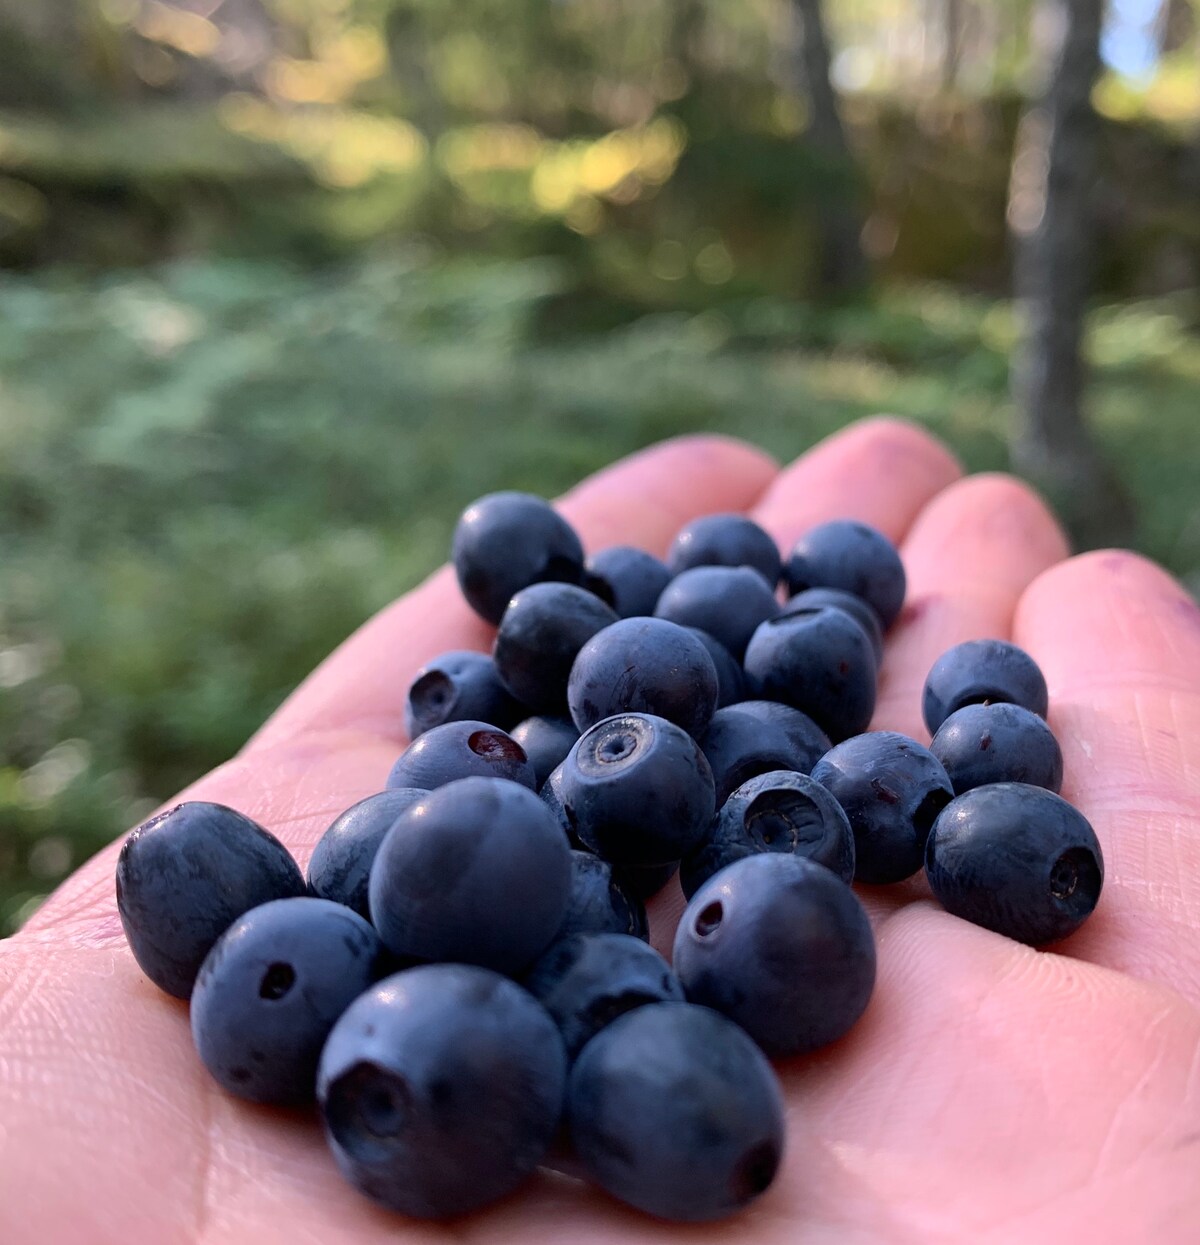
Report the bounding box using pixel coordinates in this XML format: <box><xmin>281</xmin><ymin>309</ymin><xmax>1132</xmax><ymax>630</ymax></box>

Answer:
<box><xmin>668</xmin><ymin>0</ymin><xmax>706</xmax><ymax>69</ymax></box>
<box><xmin>790</xmin><ymin>0</ymin><xmax>867</xmax><ymax>296</ymax></box>
<box><xmin>941</xmin><ymin>0</ymin><xmax>963</xmax><ymax>90</ymax></box>
<box><xmin>1155</xmin><ymin>0</ymin><xmax>1196</xmax><ymax>56</ymax></box>
<box><xmin>1008</xmin><ymin>0</ymin><xmax>1133</xmax><ymax>546</ymax></box>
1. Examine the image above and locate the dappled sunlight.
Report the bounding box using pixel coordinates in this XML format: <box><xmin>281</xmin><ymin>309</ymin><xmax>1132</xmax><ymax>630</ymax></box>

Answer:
<box><xmin>266</xmin><ymin>25</ymin><xmax>388</xmax><ymax>106</ymax></box>
<box><xmin>219</xmin><ymin>94</ymin><xmax>426</xmax><ymax>187</ymax></box>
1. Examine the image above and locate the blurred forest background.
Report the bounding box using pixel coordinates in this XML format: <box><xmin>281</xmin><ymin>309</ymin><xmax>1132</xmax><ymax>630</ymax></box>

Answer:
<box><xmin>0</xmin><ymin>0</ymin><xmax>1198</xmax><ymax>931</ymax></box>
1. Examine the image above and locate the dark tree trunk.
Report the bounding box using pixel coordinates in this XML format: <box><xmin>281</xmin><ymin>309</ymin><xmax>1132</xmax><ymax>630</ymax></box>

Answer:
<box><xmin>941</xmin><ymin>0</ymin><xmax>963</xmax><ymax>90</ymax></box>
<box><xmin>1156</xmin><ymin>0</ymin><xmax>1196</xmax><ymax>56</ymax></box>
<box><xmin>1009</xmin><ymin>0</ymin><xmax>1133</xmax><ymax>546</ymax></box>
<box><xmin>668</xmin><ymin>0</ymin><xmax>707</xmax><ymax>69</ymax></box>
<box><xmin>790</xmin><ymin>0</ymin><xmax>867</xmax><ymax>296</ymax></box>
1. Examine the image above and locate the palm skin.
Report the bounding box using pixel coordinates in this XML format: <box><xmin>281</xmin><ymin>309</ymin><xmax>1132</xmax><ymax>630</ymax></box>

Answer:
<box><xmin>2</xmin><ymin>418</ymin><xmax>1198</xmax><ymax>1245</ymax></box>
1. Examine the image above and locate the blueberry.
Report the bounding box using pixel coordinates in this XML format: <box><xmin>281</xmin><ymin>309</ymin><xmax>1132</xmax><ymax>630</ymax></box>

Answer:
<box><xmin>307</xmin><ymin>788</ymin><xmax>427</xmax><ymax>918</ymax></box>
<box><xmin>922</xmin><ymin>639</ymin><xmax>1050</xmax><ymax>735</ymax></box>
<box><xmin>385</xmin><ymin>719</ymin><xmax>536</xmax><ymax>791</ymax></box>
<box><xmin>369</xmin><ymin>776</ymin><xmax>570</xmax><ymax>974</ymax></box>
<box><xmin>743</xmin><ymin>607</ymin><xmax>878</xmax><ymax>741</ymax></box>
<box><xmin>585</xmin><ymin>546</ymin><xmax>672</xmax><ymax>618</ymax></box>
<box><xmin>545</xmin><ymin>779</ymin><xmax>676</xmax><ymax>902</ymax></box>
<box><xmin>494</xmin><ymin>583</ymin><xmax>618</xmax><ymax>714</ymax></box>
<box><xmin>561</xmin><ymin>713</ymin><xmax>716</xmax><ymax>867</ymax></box>
<box><xmin>654</xmin><ymin>566</ymin><xmax>780</xmax><ymax>661</ymax></box>
<box><xmin>452</xmin><ymin>491</ymin><xmax>585</xmax><ymax>625</ymax></box>
<box><xmin>925</xmin><ymin>783</ymin><xmax>1103</xmax><ymax>945</ymax></box>
<box><xmin>524</xmin><ymin>933</ymin><xmax>683</xmax><ymax>1060</ymax></box>
<box><xmin>699</xmin><ymin>704</ymin><xmax>830</xmax><ymax>805</ymax></box>
<box><xmin>404</xmin><ymin>650</ymin><xmax>522</xmax><ymax>740</ymax></box>
<box><xmin>681</xmin><ymin>770</ymin><xmax>855</xmax><ymax>899</ymax></box>
<box><xmin>115</xmin><ymin>802</ymin><xmax>305</xmax><ymax>999</ymax></box>
<box><xmin>783</xmin><ymin>519</ymin><xmax>906</xmax><ymax>629</ymax></box>
<box><xmin>557</xmin><ymin>851</ymin><xmax>649</xmax><ymax>942</ymax></box>
<box><xmin>673</xmin><ymin>854</ymin><xmax>875</xmax><ymax>1057</ymax></box>
<box><xmin>666</xmin><ymin>513</ymin><xmax>782</xmax><ymax>586</ymax></box>
<box><xmin>190</xmin><ymin>897</ymin><xmax>383</xmax><ymax>1105</ymax></box>
<box><xmin>511</xmin><ymin>715</ymin><xmax>579</xmax><ymax>790</ymax></box>
<box><xmin>568</xmin><ymin>618</ymin><xmax>719</xmax><ymax>738</ymax></box>
<box><xmin>728</xmin><ymin>699</ymin><xmax>834</xmax><ymax>765</ymax></box>
<box><xmin>931</xmin><ymin>702</ymin><xmax>1064</xmax><ymax>795</ymax></box>
<box><xmin>684</xmin><ymin>628</ymin><xmax>746</xmax><ymax>708</ymax></box>
<box><xmin>812</xmin><ymin>731</ymin><xmax>954</xmax><ymax>884</ymax></box>
<box><xmin>568</xmin><ymin>1002</ymin><xmax>785</xmax><ymax>1222</ymax></box>
<box><xmin>539</xmin><ymin>761</ymin><xmax>580</xmax><ymax>844</ymax></box>
<box><xmin>781</xmin><ymin>587</ymin><xmax>884</xmax><ymax>663</ymax></box>
<box><xmin>318</xmin><ymin>964</ymin><xmax>565</xmax><ymax>1218</ymax></box>
<box><xmin>620</xmin><ymin>860</ymin><xmax>680</xmax><ymax>901</ymax></box>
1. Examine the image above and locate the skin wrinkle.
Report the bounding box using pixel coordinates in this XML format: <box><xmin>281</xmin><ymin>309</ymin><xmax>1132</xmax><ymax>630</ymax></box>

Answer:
<box><xmin>1086</xmin><ymin>1003</ymin><xmax>1177</xmax><ymax>1183</ymax></box>
<box><xmin>981</xmin><ymin>1010</ymin><xmax>1199</xmax><ymax>1244</ymax></box>
<box><xmin>4</xmin><ymin>423</ymin><xmax>1200</xmax><ymax>1244</ymax></box>
<box><xmin>193</xmin><ymin>1079</ymin><xmax>216</xmax><ymax>1245</ymax></box>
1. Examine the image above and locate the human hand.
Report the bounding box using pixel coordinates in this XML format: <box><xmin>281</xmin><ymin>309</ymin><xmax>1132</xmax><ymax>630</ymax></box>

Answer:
<box><xmin>2</xmin><ymin>417</ymin><xmax>1197</xmax><ymax>1244</ymax></box>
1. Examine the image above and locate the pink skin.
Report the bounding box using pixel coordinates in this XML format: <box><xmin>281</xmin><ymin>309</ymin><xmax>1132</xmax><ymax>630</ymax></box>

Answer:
<box><xmin>2</xmin><ymin>417</ymin><xmax>1199</xmax><ymax>1244</ymax></box>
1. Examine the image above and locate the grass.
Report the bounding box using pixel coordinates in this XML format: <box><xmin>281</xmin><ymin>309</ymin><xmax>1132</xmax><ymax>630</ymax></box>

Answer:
<box><xmin>0</xmin><ymin>251</ymin><xmax>1196</xmax><ymax>931</ymax></box>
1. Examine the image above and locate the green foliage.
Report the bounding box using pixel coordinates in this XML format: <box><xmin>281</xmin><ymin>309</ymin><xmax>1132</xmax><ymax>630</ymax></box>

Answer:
<box><xmin>0</xmin><ymin>253</ymin><xmax>1197</xmax><ymax>931</ymax></box>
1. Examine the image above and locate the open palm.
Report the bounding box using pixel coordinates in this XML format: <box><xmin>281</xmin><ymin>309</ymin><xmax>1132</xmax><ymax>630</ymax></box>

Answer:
<box><xmin>2</xmin><ymin>418</ymin><xmax>1198</xmax><ymax>1245</ymax></box>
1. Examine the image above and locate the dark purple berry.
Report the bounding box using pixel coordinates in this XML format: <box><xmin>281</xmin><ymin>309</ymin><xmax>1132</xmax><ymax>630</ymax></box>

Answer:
<box><xmin>586</xmin><ymin>546</ymin><xmax>672</xmax><ymax>618</ymax></box>
<box><xmin>494</xmin><ymin>583</ymin><xmax>618</xmax><ymax>714</ymax></box>
<box><xmin>654</xmin><ymin>566</ymin><xmax>779</xmax><ymax>661</ymax></box>
<box><xmin>674</xmin><ymin>853</ymin><xmax>875</xmax><ymax>1056</ymax></box>
<box><xmin>931</xmin><ymin>702</ymin><xmax>1063</xmax><ymax>795</ymax></box>
<box><xmin>781</xmin><ymin>587</ymin><xmax>884</xmax><ymax>662</ymax></box>
<box><xmin>561</xmin><ymin>713</ymin><xmax>716</xmax><ymax>868</ymax></box>
<box><xmin>318</xmin><ymin>964</ymin><xmax>565</xmax><ymax>1218</ymax></box>
<box><xmin>699</xmin><ymin>704</ymin><xmax>830</xmax><ymax>805</ymax></box>
<box><xmin>191</xmin><ymin>897</ymin><xmax>384</xmax><ymax>1105</ymax></box>
<box><xmin>783</xmin><ymin>519</ymin><xmax>906</xmax><ymax>629</ymax></box>
<box><xmin>453</xmin><ymin>491</ymin><xmax>584</xmax><ymax>625</ymax></box>
<box><xmin>568</xmin><ymin>1002</ymin><xmax>785</xmax><ymax>1222</ymax></box>
<box><xmin>511</xmin><ymin>715</ymin><xmax>579</xmax><ymax>790</ymax></box>
<box><xmin>115</xmin><ymin>802</ymin><xmax>305</xmax><ymax>999</ymax></box>
<box><xmin>368</xmin><ymin>777</ymin><xmax>570</xmax><ymax>973</ymax></box>
<box><xmin>385</xmin><ymin>719</ymin><xmax>536</xmax><ymax>791</ymax></box>
<box><xmin>743</xmin><ymin>607</ymin><xmax>878</xmax><ymax>742</ymax></box>
<box><xmin>681</xmin><ymin>769</ymin><xmax>855</xmax><ymax>899</ymax></box>
<box><xmin>568</xmin><ymin>618</ymin><xmax>718</xmax><ymax>739</ymax></box>
<box><xmin>667</xmin><ymin>513</ymin><xmax>781</xmax><ymax>586</ymax></box>
<box><xmin>524</xmin><ymin>933</ymin><xmax>683</xmax><ymax>1059</ymax></box>
<box><xmin>556</xmin><ymin>851</ymin><xmax>649</xmax><ymax>942</ymax></box>
<box><xmin>922</xmin><ymin>639</ymin><xmax>1049</xmax><ymax>735</ymax></box>
<box><xmin>812</xmin><ymin>731</ymin><xmax>954</xmax><ymax>884</ymax></box>
<box><xmin>925</xmin><ymin>783</ymin><xmax>1103</xmax><ymax>945</ymax></box>
<box><xmin>404</xmin><ymin>651</ymin><xmax>521</xmax><ymax>740</ymax></box>
<box><xmin>307</xmin><ymin>788</ymin><xmax>427</xmax><ymax>918</ymax></box>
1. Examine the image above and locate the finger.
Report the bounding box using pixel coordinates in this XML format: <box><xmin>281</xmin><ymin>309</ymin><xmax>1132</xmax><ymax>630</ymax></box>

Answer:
<box><xmin>842</xmin><ymin>474</ymin><xmax>1069</xmax><ymax>921</ymax></box>
<box><xmin>250</xmin><ymin>434</ymin><xmax>778</xmax><ymax>752</ymax></box>
<box><xmin>1012</xmin><ymin>550</ymin><xmax>1200</xmax><ymax>1003</ymax></box>
<box><xmin>752</xmin><ymin>416</ymin><xmax>962</xmax><ymax>552</ymax></box>
<box><xmin>774</xmin><ymin>903</ymin><xmax>1200</xmax><ymax>1242</ymax></box>
<box><xmin>876</xmin><ymin>474</ymin><xmax>1070</xmax><ymax>740</ymax></box>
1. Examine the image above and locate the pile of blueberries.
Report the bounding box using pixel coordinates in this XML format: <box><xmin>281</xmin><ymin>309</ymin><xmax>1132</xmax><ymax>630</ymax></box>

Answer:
<box><xmin>115</xmin><ymin>492</ymin><xmax>1104</xmax><ymax>1224</ymax></box>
